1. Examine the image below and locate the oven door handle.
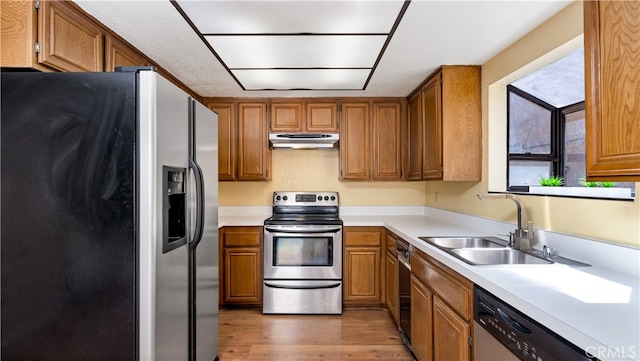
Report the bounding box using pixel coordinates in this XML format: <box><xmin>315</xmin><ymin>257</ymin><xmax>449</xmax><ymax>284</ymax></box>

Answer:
<box><xmin>264</xmin><ymin>225</ymin><xmax>342</xmax><ymax>233</ymax></box>
<box><xmin>264</xmin><ymin>281</ymin><xmax>342</xmax><ymax>290</ymax></box>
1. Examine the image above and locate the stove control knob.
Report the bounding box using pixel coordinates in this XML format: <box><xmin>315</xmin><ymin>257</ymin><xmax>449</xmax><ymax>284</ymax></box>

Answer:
<box><xmin>324</xmin><ymin>196</ymin><xmax>329</xmax><ymax>201</ymax></box>
<box><xmin>317</xmin><ymin>196</ymin><xmax>322</xmax><ymax>201</ymax></box>
<box><xmin>283</xmin><ymin>195</ymin><xmax>288</xmax><ymax>201</ymax></box>
<box><xmin>331</xmin><ymin>196</ymin><xmax>336</xmax><ymax>201</ymax></box>
<box><xmin>276</xmin><ymin>195</ymin><xmax>281</xmax><ymax>201</ymax></box>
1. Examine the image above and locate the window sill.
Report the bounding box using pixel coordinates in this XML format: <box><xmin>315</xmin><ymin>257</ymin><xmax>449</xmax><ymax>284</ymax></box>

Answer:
<box><xmin>524</xmin><ymin>186</ymin><xmax>634</xmax><ymax>200</ymax></box>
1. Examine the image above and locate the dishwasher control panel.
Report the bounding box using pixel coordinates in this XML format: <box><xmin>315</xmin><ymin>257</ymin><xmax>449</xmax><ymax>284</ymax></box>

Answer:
<box><xmin>474</xmin><ymin>286</ymin><xmax>594</xmax><ymax>361</ymax></box>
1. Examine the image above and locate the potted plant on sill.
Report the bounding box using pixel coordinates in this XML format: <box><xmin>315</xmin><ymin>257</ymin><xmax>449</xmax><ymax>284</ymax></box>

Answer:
<box><xmin>529</xmin><ymin>176</ymin><xmax>631</xmax><ymax>198</ymax></box>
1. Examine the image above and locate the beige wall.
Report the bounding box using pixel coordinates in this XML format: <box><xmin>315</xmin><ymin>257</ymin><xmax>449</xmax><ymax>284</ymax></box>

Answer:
<box><xmin>219</xmin><ymin>1</ymin><xmax>640</xmax><ymax>247</ymax></box>
<box><xmin>219</xmin><ymin>150</ymin><xmax>428</xmax><ymax>206</ymax></box>
<box><xmin>426</xmin><ymin>1</ymin><xmax>640</xmax><ymax>247</ymax></box>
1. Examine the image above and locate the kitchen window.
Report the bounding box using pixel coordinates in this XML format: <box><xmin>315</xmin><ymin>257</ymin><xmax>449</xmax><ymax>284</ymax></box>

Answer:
<box><xmin>506</xmin><ymin>48</ymin><xmax>635</xmax><ymax>198</ymax></box>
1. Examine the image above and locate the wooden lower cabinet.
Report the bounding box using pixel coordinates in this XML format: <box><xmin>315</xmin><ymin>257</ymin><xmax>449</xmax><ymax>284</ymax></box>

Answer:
<box><xmin>220</xmin><ymin>227</ymin><xmax>263</xmax><ymax>306</ymax></box>
<box><xmin>410</xmin><ymin>248</ymin><xmax>473</xmax><ymax>361</ymax></box>
<box><xmin>411</xmin><ymin>274</ymin><xmax>433</xmax><ymax>361</ymax></box>
<box><xmin>385</xmin><ymin>251</ymin><xmax>399</xmax><ymax>322</ymax></box>
<box><xmin>433</xmin><ymin>295</ymin><xmax>470</xmax><ymax>361</ymax></box>
<box><xmin>343</xmin><ymin>227</ymin><xmax>383</xmax><ymax>306</ymax></box>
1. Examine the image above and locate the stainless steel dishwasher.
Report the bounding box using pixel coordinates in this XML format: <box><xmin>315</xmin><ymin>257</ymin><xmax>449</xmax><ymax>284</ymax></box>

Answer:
<box><xmin>474</xmin><ymin>286</ymin><xmax>595</xmax><ymax>361</ymax></box>
<box><xmin>397</xmin><ymin>238</ymin><xmax>412</xmax><ymax>348</ymax></box>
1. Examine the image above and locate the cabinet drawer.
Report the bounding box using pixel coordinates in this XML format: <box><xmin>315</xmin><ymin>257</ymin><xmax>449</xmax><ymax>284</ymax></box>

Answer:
<box><xmin>344</xmin><ymin>227</ymin><xmax>382</xmax><ymax>247</ymax></box>
<box><xmin>411</xmin><ymin>249</ymin><xmax>472</xmax><ymax>320</ymax></box>
<box><xmin>223</xmin><ymin>227</ymin><xmax>262</xmax><ymax>247</ymax></box>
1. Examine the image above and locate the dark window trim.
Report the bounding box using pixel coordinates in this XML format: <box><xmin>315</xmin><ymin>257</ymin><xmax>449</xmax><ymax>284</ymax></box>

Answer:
<box><xmin>506</xmin><ymin>86</ymin><xmax>585</xmax><ymax>192</ymax></box>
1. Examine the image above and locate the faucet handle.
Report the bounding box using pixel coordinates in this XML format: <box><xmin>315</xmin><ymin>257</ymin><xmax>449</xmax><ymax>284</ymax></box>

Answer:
<box><xmin>543</xmin><ymin>245</ymin><xmax>554</xmax><ymax>258</ymax></box>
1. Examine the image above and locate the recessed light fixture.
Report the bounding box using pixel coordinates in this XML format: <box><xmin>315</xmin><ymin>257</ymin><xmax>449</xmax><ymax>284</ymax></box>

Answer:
<box><xmin>172</xmin><ymin>0</ymin><xmax>411</xmax><ymax>91</ymax></box>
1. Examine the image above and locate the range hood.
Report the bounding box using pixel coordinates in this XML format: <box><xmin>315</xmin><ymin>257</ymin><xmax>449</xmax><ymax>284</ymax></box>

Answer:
<box><xmin>269</xmin><ymin>133</ymin><xmax>339</xmax><ymax>149</ymax></box>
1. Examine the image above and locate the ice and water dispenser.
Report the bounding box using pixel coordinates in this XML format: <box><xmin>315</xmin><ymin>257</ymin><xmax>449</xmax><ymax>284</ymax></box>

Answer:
<box><xmin>163</xmin><ymin>166</ymin><xmax>187</xmax><ymax>253</ymax></box>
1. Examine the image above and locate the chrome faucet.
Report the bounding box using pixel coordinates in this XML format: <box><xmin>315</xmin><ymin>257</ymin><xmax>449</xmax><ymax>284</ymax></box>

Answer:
<box><xmin>477</xmin><ymin>194</ymin><xmax>534</xmax><ymax>250</ymax></box>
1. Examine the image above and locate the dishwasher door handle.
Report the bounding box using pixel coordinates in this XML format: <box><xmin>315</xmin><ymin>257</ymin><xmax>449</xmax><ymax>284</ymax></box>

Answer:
<box><xmin>497</xmin><ymin>307</ymin><xmax>532</xmax><ymax>334</ymax></box>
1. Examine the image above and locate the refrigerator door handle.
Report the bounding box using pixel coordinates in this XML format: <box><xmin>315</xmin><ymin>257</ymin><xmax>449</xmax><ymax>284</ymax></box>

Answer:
<box><xmin>188</xmin><ymin>98</ymin><xmax>205</xmax><ymax>249</ymax></box>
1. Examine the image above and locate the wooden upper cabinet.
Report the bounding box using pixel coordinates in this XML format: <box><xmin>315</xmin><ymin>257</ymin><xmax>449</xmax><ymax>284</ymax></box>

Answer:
<box><xmin>422</xmin><ymin>76</ymin><xmax>442</xmax><ymax>179</ymax></box>
<box><xmin>584</xmin><ymin>0</ymin><xmax>640</xmax><ymax>181</ymax></box>
<box><xmin>270</xmin><ymin>99</ymin><xmax>339</xmax><ymax>132</ymax></box>
<box><xmin>340</xmin><ymin>102</ymin><xmax>371</xmax><ymax>180</ymax></box>
<box><xmin>306</xmin><ymin>101</ymin><xmax>339</xmax><ymax>132</ymax></box>
<box><xmin>407</xmin><ymin>91</ymin><xmax>423</xmax><ymax>180</ymax></box>
<box><xmin>206</xmin><ymin>101</ymin><xmax>237</xmax><ymax>181</ymax></box>
<box><xmin>105</xmin><ymin>34</ymin><xmax>147</xmax><ymax>71</ymax></box>
<box><xmin>372</xmin><ymin>102</ymin><xmax>403</xmax><ymax>180</ymax></box>
<box><xmin>237</xmin><ymin>101</ymin><xmax>271</xmax><ymax>181</ymax></box>
<box><xmin>409</xmin><ymin>66</ymin><xmax>481</xmax><ymax>181</ymax></box>
<box><xmin>270</xmin><ymin>101</ymin><xmax>304</xmax><ymax>132</ymax></box>
<box><xmin>1</xmin><ymin>1</ymin><xmax>39</xmax><ymax>69</ymax></box>
<box><xmin>39</xmin><ymin>0</ymin><xmax>104</xmax><ymax>72</ymax></box>
<box><xmin>340</xmin><ymin>99</ymin><xmax>405</xmax><ymax>181</ymax></box>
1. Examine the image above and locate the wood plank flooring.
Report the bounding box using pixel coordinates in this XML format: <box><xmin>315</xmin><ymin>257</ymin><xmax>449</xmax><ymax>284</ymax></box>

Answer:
<box><xmin>218</xmin><ymin>308</ymin><xmax>414</xmax><ymax>361</ymax></box>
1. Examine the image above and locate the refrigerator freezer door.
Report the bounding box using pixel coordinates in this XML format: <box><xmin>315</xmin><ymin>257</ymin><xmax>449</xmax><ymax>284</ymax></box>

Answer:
<box><xmin>138</xmin><ymin>71</ymin><xmax>190</xmax><ymax>360</ymax></box>
<box><xmin>190</xmin><ymin>100</ymin><xmax>219</xmax><ymax>361</ymax></box>
<box><xmin>1</xmin><ymin>72</ymin><xmax>137</xmax><ymax>359</ymax></box>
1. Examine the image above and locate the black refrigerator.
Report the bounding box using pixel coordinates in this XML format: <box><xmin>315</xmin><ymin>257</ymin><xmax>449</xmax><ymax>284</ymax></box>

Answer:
<box><xmin>1</xmin><ymin>68</ymin><xmax>219</xmax><ymax>361</ymax></box>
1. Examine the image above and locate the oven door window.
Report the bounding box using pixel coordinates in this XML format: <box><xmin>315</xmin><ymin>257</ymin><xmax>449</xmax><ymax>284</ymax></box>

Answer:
<box><xmin>273</xmin><ymin>236</ymin><xmax>333</xmax><ymax>267</ymax></box>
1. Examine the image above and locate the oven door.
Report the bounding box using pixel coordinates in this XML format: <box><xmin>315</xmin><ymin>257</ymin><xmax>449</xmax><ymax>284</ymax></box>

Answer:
<box><xmin>264</xmin><ymin>225</ymin><xmax>342</xmax><ymax>280</ymax></box>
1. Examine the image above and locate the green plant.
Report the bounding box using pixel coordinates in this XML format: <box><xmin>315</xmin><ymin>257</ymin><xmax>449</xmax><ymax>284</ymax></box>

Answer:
<box><xmin>538</xmin><ymin>175</ymin><xmax>564</xmax><ymax>186</ymax></box>
<box><xmin>579</xmin><ymin>177</ymin><xmax>617</xmax><ymax>188</ymax></box>
<box><xmin>579</xmin><ymin>177</ymin><xmax>599</xmax><ymax>187</ymax></box>
<box><xmin>598</xmin><ymin>181</ymin><xmax>616</xmax><ymax>188</ymax></box>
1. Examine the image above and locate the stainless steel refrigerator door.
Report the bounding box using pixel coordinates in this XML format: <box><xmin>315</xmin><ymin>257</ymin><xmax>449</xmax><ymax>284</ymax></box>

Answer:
<box><xmin>189</xmin><ymin>100</ymin><xmax>219</xmax><ymax>361</ymax></box>
<box><xmin>138</xmin><ymin>71</ymin><xmax>190</xmax><ymax>361</ymax></box>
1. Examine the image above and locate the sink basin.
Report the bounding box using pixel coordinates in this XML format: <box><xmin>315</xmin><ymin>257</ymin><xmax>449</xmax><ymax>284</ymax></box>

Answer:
<box><xmin>450</xmin><ymin>248</ymin><xmax>553</xmax><ymax>265</ymax></box>
<box><xmin>419</xmin><ymin>236</ymin><xmax>508</xmax><ymax>249</ymax></box>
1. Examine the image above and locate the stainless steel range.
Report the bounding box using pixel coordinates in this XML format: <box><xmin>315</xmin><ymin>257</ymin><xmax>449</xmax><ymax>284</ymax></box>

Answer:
<box><xmin>263</xmin><ymin>191</ymin><xmax>343</xmax><ymax>314</ymax></box>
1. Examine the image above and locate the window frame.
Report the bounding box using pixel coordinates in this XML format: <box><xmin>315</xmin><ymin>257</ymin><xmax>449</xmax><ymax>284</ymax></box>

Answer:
<box><xmin>506</xmin><ymin>84</ymin><xmax>584</xmax><ymax>192</ymax></box>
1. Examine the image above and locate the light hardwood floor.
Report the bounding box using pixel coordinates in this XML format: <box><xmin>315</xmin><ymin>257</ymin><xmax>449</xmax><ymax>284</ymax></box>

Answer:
<box><xmin>218</xmin><ymin>308</ymin><xmax>414</xmax><ymax>361</ymax></box>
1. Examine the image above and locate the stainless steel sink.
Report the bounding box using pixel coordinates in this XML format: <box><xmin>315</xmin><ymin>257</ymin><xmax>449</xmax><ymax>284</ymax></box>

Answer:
<box><xmin>450</xmin><ymin>248</ymin><xmax>553</xmax><ymax>265</ymax></box>
<box><xmin>419</xmin><ymin>236</ymin><xmax>508</xmax><ymax>249</ymax></box>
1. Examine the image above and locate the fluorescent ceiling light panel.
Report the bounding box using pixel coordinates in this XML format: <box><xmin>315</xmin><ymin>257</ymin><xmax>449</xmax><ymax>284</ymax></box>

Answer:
<box><xmin>232</xmin><ymin>69</ymin><xmax>371</xmax><ymax>90</ymax></box>
<box><xmin>204</xmin><ymin>35</ymin><xmax>386</xmax><ymax>68</ymax></box>
<box><xmin>176</xmin><ymin>0</ymin><xmax>406</xmax><ymax>34</ymax></box>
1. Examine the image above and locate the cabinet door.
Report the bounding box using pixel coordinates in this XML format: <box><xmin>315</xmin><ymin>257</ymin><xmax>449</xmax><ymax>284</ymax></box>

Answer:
<box><xmin>306</xmin><ymin>101</ymin><xmax>339</xmax><ymax>132</ymax></box>
<box><xmin>433</xmin><ymin>296</ymin><xmax>470</xmax><ymax>361</ymax></box>
<box><xmin>385</xmin><ymin>251</ymin><xmax>399</xmax><ymax>323</ymax></box>
<box><xmin>104</xmin><ymin>34</ymin><xmax>147</xmax><ymax>71</ymax></box>
<box><xmin>344</xmin><ymin>246</ymin><xmax>381</xmax><ymax>305</ymax></box>
<box><xmin>39</xmin><ymin>0</ymin><xmax>104</xmax><ymax>72</ymax></box>
<box><xmin>422</xmin><ymin>75</ymin><xmax>442</xmax><ymax>179</ymax></box>
<box><xmin>207</xmin><ymin>102</ymin><xmax>237</xmax><ymax>181</ymax></box>
<box><xmin>372</xmin><ymin>101</ymin><xmax>403</xmax><ymax>180</ymax></box>
<box><xmin>223</xmin><ymin>247</ymin><xmax>262</xmax><ymax>305</ymax></box>
<box><xmin>270</xmin><ymin>100</ymin><xmax>303</xmax><ymax>132</ymax></box>
<box><xmin>411</xmin><ymin>275</ymin><xmax>433</xmax><ymax>361</ymax></box>
<box><xmin>585</xmin><ymin>0</ymin><xmax>640</xmax><ymax>181</ymax></box>
<box><xmin>440</xmin><ymin>66</ymin><xmax>482</xmax><ymax>181</ymax></box>
<box><xmin>237</xmin><ymin>101</ymin><xmax>271</xmax><ymax>181</ymax></box>
<box><xmin>340</xmin><ymin>102</ymin><xmax>371</xmax><ymax>180</ymax></box>
<box><xmin>407</xmin><ymin>91</ymin><xmax>423</xmax><ymax>180</ymax></box>
<box><xmin>1</xmin><ymin>1</ymin><xmax>38</xmax><ymax>69</ymax></box>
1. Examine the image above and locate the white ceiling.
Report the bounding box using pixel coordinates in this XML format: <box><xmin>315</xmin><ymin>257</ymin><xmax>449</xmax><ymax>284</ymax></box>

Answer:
<box><xmin>73</xmin><ymin>0</ymin><xmax>572</xmax><ymax>98</ymax></box>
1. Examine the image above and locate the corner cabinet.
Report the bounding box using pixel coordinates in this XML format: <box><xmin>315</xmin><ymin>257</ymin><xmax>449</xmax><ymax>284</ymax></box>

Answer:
<box><xmin>343</xmin><ymin>227</ymin><xmax>384</xmax><ymax>306</ymax></box>
<box><xmin>220</xmin><ymin>227</ymin><xmax>263</xmax><ymax>307</ymax></box>
<box><xmin>205</xmin><ymin>100</ymin><xmax>271</xmax><ymax>181</ymax></box>
<box><xmin>410</xmin><ymin>248</ymin><xmax>473</xmax><ymax>361</ymax></box>
<box><xmin>340</xmin><ymin>99</ymin><xmax>405</xmax><ymax>181</ymax></box>
<box><xmin>584</xmin><ymin>0</ymin><xmax>640</xmax><ymax>181</ymax></box>
<box><xmin>407</xmin><ymin>66</ymin><xmax>481</xmax><ymax>181</ymax></box>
